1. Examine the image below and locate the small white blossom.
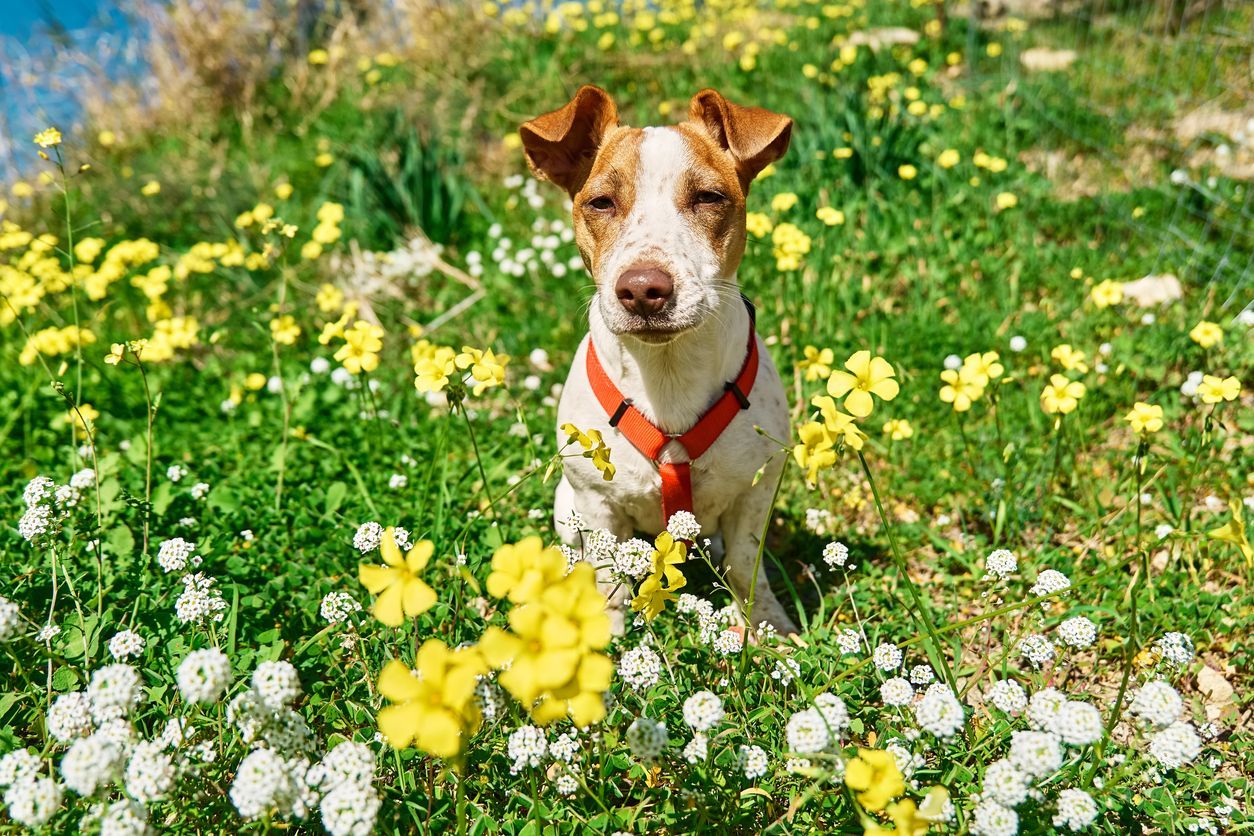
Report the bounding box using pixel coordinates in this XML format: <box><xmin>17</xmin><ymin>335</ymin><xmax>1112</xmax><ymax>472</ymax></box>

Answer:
<box><xmin>87</xmin><ymin>664</ymin><xmax>143</xmax><ymax>723</ymax></box>
<box><xmin>252</xmin><ymin>661</ymin><xmax>302</xmax><ymax>710</ymax></box>
<box><xmin>1148</xmin><ymin>721</ymin><xmax>1201</xmax><ymax>769</ymax></box>
<box><xmin>873</xmin><ymin>642</ymin><xmax>903</xmax><ymax>671</ymax></box>
<box><xmin>47</xmin><ymin>692</ymin><xmax>94</xmax><ymax>743</ymax></box>
<box><xmin>107</xmin><ymin>631</ymin><xmax>145</xmax><ymax>661</ymax></box>
<box><xmin>1057</xmin><ymin>616</ymin><xmax>1096</xmax><ymax>649</ymax></box>
<box><xmin>971</xmin><ymin>800</ymin><xmax>1019</xmax><ymax>836</ymax></box>
<box><xmin>682</xmin><ymin>691</ymin><xmax>725</xmax><ymax>732</ymax></box>
<box><xmin>666</xmin><ymin>511</ymin><xmax>701</xmax><ymax>542</ymax></box>
<box><xmin>4</xmin><ymin>775</ymin><xmax>64</xmax><ymax>827</ymax></box>
<box><xmin>1008</xmin><ymin>730</ymin><xmax>1063</xmax><ymax>780</ymax></box>
<box><xmin>738</xmin><ymin>744</ymin><xmax>768</xmax><ymax>779</ymax></box>
<box><xmin>988</xmin><ymin>680</ymin><xmax>1028</xmax><ymax>715</ymax></box>
<box><xmin>166</xmin><ymin>465</ymin><xmax>187</xmax><ymax>483</ymax></box>
<box><xmin>613</xmin><ymin>538</ymin><xmax>653</xmax><ymax>579</ymax></box>
<box><xmin>1018</xmin><ymin>633</ymin><xmax>1056</xmax><ymax>668</ymax></box>
<box><xmin>0</xmin><ymin>596</ymin><xmax>22</xmax><ymax>642</ymax></box>
<box><xmin>352</xmin><ymin>522</ymin><xmax>383</xmax><ymax>553</ymax></box>
<box><xmin>915</xmin><ymin>683</ymin><xmax>965</xmax><ymax>738</ymax></box>
<box><xmin>320</xmin><ymin>591</ymin><xmax>362</xmax><ymax>624</ymax></box>
<box><xmin>1053</xmin><ymin>788</ymin><xmax>1098</xmax><ymax>830</ymax></box>
<box><xmin>1030</xmin><ymin>569</ymin><xmax>1071</xmax><ymax>598</ymax></box>
<box><xmin>1130</xmin><ymin>681</ymin><xmax>1183</xmax><ymax>729</ymax></box>
<box><xmin>156</xmin><ymin>537</ymin><xmax>198</xmax><ymax>573</ymax></box>
<box><xmin>625</xmin><ymin>717</ymin><xmax>668</xmax><ymax>759</ymax></box>
<box><xmin>60</xmin><ymin>734</ymin><xmax>124</xmax><ymax>796</ymax></box>
<box><xmin>982</xmin><ymin>759</ymin><xmax>1028</xmax><ymax>807</ymax></box>
<box><xmin>177</xmin><ymin>648</ymin><xmax>232</xmax><ymax>704</ymax></box>
<box><xmin>506</xmin><ymin>725</ymin><xmax>548</xmax><ymax>774</ymax></box>
<box><xmin>618</xmin><ymin>645</ymin><xmax>662</xmax><ymax>691</ymax></box>
<box><xmin>984</xmin><ymin>549</ymin><xmax>1017</xmax><ymax>580</ymax></box>
<box><xmin>822</xmin><ymin>541</ymin><xmax>849</xmax><ymax>568</ymax></box>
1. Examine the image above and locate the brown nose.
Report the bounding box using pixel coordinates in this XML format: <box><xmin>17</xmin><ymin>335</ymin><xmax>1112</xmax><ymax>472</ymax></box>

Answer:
<box><xmin>615</xmin><ymin>268</ymin><xmax>674</xmax><ymax>316</ymax></box>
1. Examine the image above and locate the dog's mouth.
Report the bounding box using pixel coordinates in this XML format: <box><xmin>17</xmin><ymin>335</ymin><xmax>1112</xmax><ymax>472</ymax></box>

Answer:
<box><xmin>606</xmin><ymin>311</ymin><xmax>694</xmax><ymax>343</ymax></box>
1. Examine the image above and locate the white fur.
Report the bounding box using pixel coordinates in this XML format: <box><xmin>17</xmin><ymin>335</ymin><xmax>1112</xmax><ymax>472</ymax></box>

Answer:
<box><xmin>554</xmin><ymin>127</ymin><xmax>796</xmax><ymax>634</ymax></box>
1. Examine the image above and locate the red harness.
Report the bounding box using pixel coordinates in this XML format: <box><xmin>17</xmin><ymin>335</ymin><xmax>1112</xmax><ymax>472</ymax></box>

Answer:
<box><xmin>585</xmin><ymin>300</ymin><xmax>759</xmax><ymax>526</ymax></box>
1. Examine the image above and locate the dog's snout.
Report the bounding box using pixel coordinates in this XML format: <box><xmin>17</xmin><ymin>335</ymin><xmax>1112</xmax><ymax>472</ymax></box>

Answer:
<box><xmin>615</xmin><ymin>268</ymin><xmax>674</xmax><ymax>316</ymax></box>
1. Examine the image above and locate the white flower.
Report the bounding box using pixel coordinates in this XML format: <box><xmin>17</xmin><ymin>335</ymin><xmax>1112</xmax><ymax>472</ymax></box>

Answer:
<box><xmin>35</xmin><ymin>623</ymin><xmax>60</xmax><ymax>643</ymax></box>
<box><xmin>1030</xmin><ymin>569</ymin><xmax>1071</xmax><ymax>598</ymax></box>
<box><xmin>738</xmin><ymin>744</ymin><xmax>768</xmax><ymax>779</ymax></box>
<box><xmin>3</xmin><ymin>775</ymin><xmax>64</xmax><ymax>827</ymax></box>
<box><xmin>944</xmin><ymin>354</ymin><xmax>962</xmax><ymax>370</ymax></box>
<box><xmin>252</xmin><ymin>661</ymin><xmax>302</xmax><ymax>710</ymax></box>
<box><xmin>157</xmin><ymin>537</ymin><xmax>198</xmax><ymax>573</ymax></box>
<box><xmin>1053</xmin><ymin>788</ymin><xmax>1099</xmax><ymax>830</ymax></box>
<box><xmin>107</xmin><ymin>630</ymin><xmax>145</xmax><ymax>661</ymax></box>
<box><xmin>46</xmin><ymin>692</ymin><xmax>94</xmax><ymax>742</ymax></box>
<box><xmin>1148</xmin><ymin>721</ymin><xmax>1201</xmax><ymax>769</ymax></box>
<box><xmin>388</xmin><ymin>474</ymin><xmax>407</xmax><ymax>489</ymax></box>
<box><xmin>320</xmin><ymin>591</ymin><xmax>362</xmax><ymax>624</ymax></box>
<box><xmin>822</xmin><ymin>541</ymin><xmax>849</xmax><ymax>568</ymax></box>
<box><xmin>174</xmin><ymin>573</ymin><xmax>227</xmax><ymax>625</ymax></box>
<box><xmin>1027</xmin><ymin>687</ymin><xmax>1068</xmax><ymax>730</ymax></box>
<box><xmin>1057</xmin><ymin>616</ymin><xmax>1096</xmax><ymax>648</ymax></box>
<box><xmin>1009</xmin><ymin>335</ymin><xmax>1027</xmax><ymax>352</ymax></box>
<box><xmin>682</xmin><ymin>691</ymin><xmax>725</xmax><ymax>732</ymax></box>
<box><xmin>321</xmin><ymin>779</ymin><xmax>381</xmax><ymax>836</ymax></box>
<box><xmin>0</xmin><ymin>749</ymin><xmax>41</xmax><ymax>789</ymax></box>
<box><xmin>772</xmin><ymin>657</ymin><xmax>801</xmax><ymax>686</ymax></box>
<box><xmin>166</xmin><ymin>465</ymin><xmax>187</xmax><ymax>483</ymax></box>
<box><xmin>177</xmin><ymin>648</ymin><xmax>232</xmax><ymax>705</ymax></box>
<box><xmin>1008</xmin><ymin>730</ymin><xmax>1063</xmax><ymax>780</ymax></box>
<box><xmin>785</xmin><ymin>708</ymin><xmax>830</xmax><ymax>754</ymax></box>
<box><xmin>613</xmin><ymin>538</ymin><xmax>653</xmax><ymax>580</ymax></box>
<box><xmin>229</xmin><ymin>748</ymin><xmax>292</xmax><ymax>819</ymax></box>
<box><xmin>915</xmin><ymin>683</ymin><xmax>964</xmax><ymax>739</ymax></box>
<box><xmin>982</xmin><ymin>759</ymin><xmax>1028</xmax><ymax>807</ymax></box>
<box><xmin>836</xmin><ymin>628</ymin><xmax>861</xmax><ymax>655</ymax></box>
<box><xmin>880</xmin><ymin>677</ymin><xmax>914</xmax><ymax>707</ymax></box>
<box><xmin>1017</xmin><ymin>633</ymin><xmax>1056</xmax><ymax>668</ymax></box>
<box><xmin>814</xmin><ymin>693</ymin><xmax>850</xmax><ymax>736</ymax></box>
<box><xmin>909</xmin><ymin>665</ymin><xmax>934</xmax><ymax>685</ymax></box>
<box><xmin>87</xmin><ymin>664</ymin><xmax>143</xmax><ymax>723</ymax></box>
<box><xmin>1154</xmin><ymin>632</ymin><xmax>1194</xmax><ymax>669</ymax></box>
<box><xmin>666</xmin><ymin>510</ymin><xmax>701</xmax><ymax>542</ymax></box>
<box><xmin>0</xmin><ymin>596</ymin><xmax>21</xmax><ymax>642</ymax></box>
<box><xmin>352</xmin><ymin>522</ymin><xmax>383</xmax><ymax>553</ymax></box>
<box><xmin>984</xmin><ymin>549</ymin><xmax>1017</xmax><ymax>579</ymax></box>
<box><xmin>549</xmin><ymin>732</ymin><xmax>579</xmax><ymax>764</ymax></box>
<box><xmin>1130</xmin><ymin>681</ymin><xmax>1183</xmax><ymax>729</ymax></box>
<box><xmin>19</xmin><ymin>504</ymin><xmax>59</xmax><ymax>543</ymax></box>
<box><xmin>873</xmin><ymin>642</ymin><xmax>902</xmax><ymax>671</ymax></box>
<box><xmin>618</xmin><ymin>645</ymin><xmax>662</xmax><ymax>690</ymax></box>
<box><xmin>988</xmin><ymin>680</ymin><xmax>1028</xmax><ymax>715</ymax></box>
<box><xmin>60</xmin><ymin>734</ymin><xmax>124</xmax><ymax>795</ymax></box>
<box><xmin>124</xmin><ymin>740</ymin><xmax>174</xmax><ymax>803</ymax></box>
<box><xmin>683</xmin><ymin>733</ymin><xmax>708</xmax><ymax>763</ymax></box>
<box><xmin>712</xmin><ymin>628</ymin><xmax>743</xmax><ymax>654</ymax></box>
<box><xmin>507</xmin><ymin>725</ymin><xmax>548</xmax><ymax>773</ymax></box>
<box><xmin>971</xmin><ymin>800</ymin><xmax>1019</xmax><ymax>836</ymax></box>
<box><xmin>310</xmin><ymin>742</ymin><xmax>376</xmax><ymax>791</ymax></box>
<box><xmin>1054</xmin><ymin>702</ymin><xmax>1103</xmax><ymax>746</ymax></box>
<box><xmin>23</xmin><ymin>476</ymin><xmax>56</xmax><ymax>506</ymax></box>
<box><xmin>97</xmin><ymin>798</ymin><xmax>149</xmax><ymax>835</ymax></box>
<box><xmin>625</xmin><ymin>717</ymin><xmax>668</xmax><ymax>759</ymax></box>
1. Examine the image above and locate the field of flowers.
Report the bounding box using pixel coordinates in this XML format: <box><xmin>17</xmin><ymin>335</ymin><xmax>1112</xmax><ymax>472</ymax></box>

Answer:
<box><xmin>1</xmin><ymin>0</ymin><xmax>1251</xmax><ymax>833</ymax></box>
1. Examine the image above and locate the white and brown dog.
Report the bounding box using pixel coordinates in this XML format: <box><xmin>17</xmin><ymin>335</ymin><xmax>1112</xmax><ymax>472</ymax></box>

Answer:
<box><xmin>521</xmin><ymin>85</ymin><xmax>797</xmax><ymax>634</ymax></box>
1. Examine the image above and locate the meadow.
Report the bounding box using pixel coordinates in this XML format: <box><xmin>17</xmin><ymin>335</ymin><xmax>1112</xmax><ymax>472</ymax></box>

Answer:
<box><xmin>0</xmin><ymin>0</ymin><xmax>1251</xmax><ymax>833</ymax></box>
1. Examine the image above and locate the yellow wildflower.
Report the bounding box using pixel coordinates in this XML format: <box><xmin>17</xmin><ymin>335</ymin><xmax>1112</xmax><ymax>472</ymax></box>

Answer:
<box><xmin>315</xmin><ymin>283</ymin><xmax>344</xmax><ymax>313</ymax></box>
<box><xmin>1207</xmin><ymin>501</ymin><xmax>1251</xmax><ymax>565</ymax></box>
<box><xmin>455</xmin><ymin>347</ymin><xmax>508</xmax><ymax>395</ymax></box>
<box><xmin>413</xmin><ymin>341</ymin><xmax>458</xmax><ymax>393</ymax></box>
<box><xmin>882</xmin><ymin>419</ymin><xmax>914</xmax><ymax>441</ymax></box>
<box><xmin>1196</xmin><ymin>375</ymin><xmax>1240</xmax><ymax>404</ymax></box>
<box><xmin>798</xmin><ymin>346</ymin><xmax>835</xmax><ymax>381</ymax></box>
<box><xmin>793</xmin><ymin>421</ymin><xmax>836</xmax><ymax>487</ymax></box>
<box><xmin>1090</xmin><ymin>279</ymin><xmax>1123</xmax><ymax>308</ymax></box>
<box><xmin>745</xmin><ymin>211</ymin><xmax>773</xmax><ymax>238</ymax></box>
<box><xmin>269</xmin><ymin>315</ymin><xmax>301</xmax><ymax>345</ymax></box>
<box><xmin>486</xmin><ymin>536</ymin><xmax>566</xmax><ymax>604</ymax></box>
<box><xmin>34</xmin><ymin>128</ymin><xmax>62</xmax><ymax>148</ymax></box>
<box><xmin>1189</xmin><ymin>320</ymin><xmax>1223</xmax><ymax>348</ymax></box>
<box><xmin>812</xmin><ymin>395</ymin><xmax>867</xmax><ymax>450</ymax></box>
<box><xmin>995</xmin><ymin>191</ymin><xmax>1018</xmax><ymax>210</ymax></box>
<box><xmin>937</xmin><ymin>149</ymin><xmax>960</xmax><ymax>168</ymax></box>
<box><xmin>961</xmin><ymin>351</ymin><xmax>1004</xmax><ymax>387</ymax></box>
<box><xmin>816</xmin><ymin>206</ymin><xmax>845</xmax><ymax>226</ymax></box>
<box><xmin>560</xmin><ymin>423</ymin><xmax>615</xmax><ymax>481</ymax></box>
<box><xmin>1041</xmin><ymin>374</ymin><xmax>1086</xmax><ymax>415</ymax></box>
<box><xmin>1125</xmin><ymin>402</ymin><xmax>1163</xmax><ymax>435</ymax></box>
<box><xmin>898</xmin><ymin>164</ymin><xmax>918</xmax><ymax>180</ymax></box>
<box><xmin>358</xmin><ymin>529</ymin><xmax>437</xmax><ymax>626</ymax></box>
<box><xmin>141</xmin><ymin>180</ymin><xmax>161</xmax><ymax>196</ymax></box>
<box><xmin>771</xmin><ymin>192</ymin><xmax>798</xmax><ymax>212</ymax></box>
<box><xmin>334</xmin><ymin>321</ymin><xmax>383</xmax><ymax>374</ymax></box>
<box><xmin>844</xmin><ymin>748</ymin><xmax>905</xmax><ymax>812</ymax></box>
<box><xmin>376</xmin><ymin>641</ymin><xmax>487</xmax><ymax>757</ymax></box>
<box><xmin>1051</xmin><ymin>344</ymin><xmax>1089</xmax><ymax>373</ymax></box>
<box><xmin>826</xmin><ymin>350</ymin><xmax>899</xmax><ymax>418</ymax></box>
<box><xmin>939</xmin><ymin>367</ymin><xmax>985</xmax><ymax>412</ymax></box>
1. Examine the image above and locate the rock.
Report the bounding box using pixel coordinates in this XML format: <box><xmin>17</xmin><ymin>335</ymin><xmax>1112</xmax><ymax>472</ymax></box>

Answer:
<box><xmin>845</xmin><ymin>28</ymin><xmax>920</xmax><ymax>51</ymax></box>
<box><xmin>1196</xmin><ymin>665</ymin><xmax>1235</xmax><ymax>722</ymax></box>
<box><xmin>1121</xmin><ymin>274</ymin><xmax>1183</xmax><ymax>307</ymax></box>
<box><xmin>1020</xmin><ymin>47</ymin><xmax>1077</xmax><ymax>72</ymax></box>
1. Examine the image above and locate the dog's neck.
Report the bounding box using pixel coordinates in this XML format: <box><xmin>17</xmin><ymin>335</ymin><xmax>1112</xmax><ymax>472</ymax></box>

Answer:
<box><xmin>587</xmin><ymin>287</ymin><xmax>752</xmax><ymax>434</ymax></box>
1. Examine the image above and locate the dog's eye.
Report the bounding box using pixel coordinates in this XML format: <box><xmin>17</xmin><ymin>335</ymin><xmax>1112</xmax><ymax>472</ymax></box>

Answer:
<box><xmin>587</xmin><ymin>196</ymin><xmax>615</xmax><ymax>212</ymax></box>
<box><xmin>692</xmin><ymin>190</ymin><xmax>727</xmax><ymax>206</ymax></box>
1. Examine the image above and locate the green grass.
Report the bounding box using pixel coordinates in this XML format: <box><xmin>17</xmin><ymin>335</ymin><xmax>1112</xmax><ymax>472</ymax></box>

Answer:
<box><xmin>0</xmin><ymin>0</ymin><xmax>1250</xmax><ymax>833</ymax></box>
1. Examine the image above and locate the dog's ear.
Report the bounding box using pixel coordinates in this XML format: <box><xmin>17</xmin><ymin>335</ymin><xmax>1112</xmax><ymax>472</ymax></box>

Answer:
<box><xmin>520</xmin><ymin>85</ymin><xmax>619</xmax><ymax>196</ymax></box>
<box><xmin>688</xmin><ymin>89</ymin><xmax>792</xmax><ymax>191</ymax></box>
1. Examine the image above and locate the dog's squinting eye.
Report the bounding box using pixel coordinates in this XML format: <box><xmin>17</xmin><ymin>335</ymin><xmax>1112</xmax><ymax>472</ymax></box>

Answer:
<box><xmin>587</xmin><ymin>196</ymin><xmax>616</xmax><ymax>212</ymax></box>
<box><xmin>692</xmin><ymin>190</ymin><xmax>727</xmax><ymax>206</ymax></box>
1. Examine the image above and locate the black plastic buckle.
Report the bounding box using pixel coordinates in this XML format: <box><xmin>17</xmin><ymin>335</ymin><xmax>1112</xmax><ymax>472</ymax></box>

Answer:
<box><xmin>609</xmin><ymin>398</ymin><xmax>632</xmax><ymax>427</ymax></box>
<box><xmin>725</xmin><ymin>381</ymin><xmax>751</xmax><ymax>409</ymax></box>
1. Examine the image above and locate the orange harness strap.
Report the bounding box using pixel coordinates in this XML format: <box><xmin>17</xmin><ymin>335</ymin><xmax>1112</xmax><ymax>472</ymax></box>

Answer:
<box><xmin>585</xmin><ymin>299</ymin><xmax>759</xmax><ymax>525</ymax></box>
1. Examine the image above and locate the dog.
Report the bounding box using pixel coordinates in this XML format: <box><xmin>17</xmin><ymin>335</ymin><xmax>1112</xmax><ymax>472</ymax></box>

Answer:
<box><xmin>520</xmin><ymin>85</ymin><xmax>798</xmax><ymax>635</ymax></box>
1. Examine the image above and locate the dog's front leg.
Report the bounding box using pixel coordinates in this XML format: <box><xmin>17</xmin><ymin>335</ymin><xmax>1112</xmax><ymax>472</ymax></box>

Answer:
<box><xmin>719</xmin><ymin>457</ymin><xmax>799</xmax><ymax>637</ymax></box>
<box><xmin>554</xmin><ymin>474</ymin><xmax>634</xmax><ymax>633</ymax></box>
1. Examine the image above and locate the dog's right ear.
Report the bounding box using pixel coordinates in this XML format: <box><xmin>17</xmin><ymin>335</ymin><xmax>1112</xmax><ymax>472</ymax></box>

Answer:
<box><xmin>519</xmin><ymin>85</ymin><xmax>618</xmax><ymax>196</ymax></box>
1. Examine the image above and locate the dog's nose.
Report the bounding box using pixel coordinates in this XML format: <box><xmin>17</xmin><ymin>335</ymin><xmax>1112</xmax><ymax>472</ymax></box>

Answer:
<box><xmin>615</xmin><ymin>268</ymin><xmax>674</xmax><ymax>316</ymax></box>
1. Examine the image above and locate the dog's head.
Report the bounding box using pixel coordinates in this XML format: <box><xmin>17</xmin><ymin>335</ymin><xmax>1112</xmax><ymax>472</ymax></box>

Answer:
<box><xmin>520</xmin><ymin>86</ymin><xmax>791</xmax><ymax>344</ymax></box>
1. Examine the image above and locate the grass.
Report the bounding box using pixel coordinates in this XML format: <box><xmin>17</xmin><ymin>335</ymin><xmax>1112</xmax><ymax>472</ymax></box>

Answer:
<box><xmin>0</xmin><ymin>0</ymin><xmax>1250</xmax><ymax>833</ymax></box>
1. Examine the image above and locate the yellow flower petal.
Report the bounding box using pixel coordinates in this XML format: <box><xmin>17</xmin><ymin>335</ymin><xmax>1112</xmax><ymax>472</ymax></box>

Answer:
<box><xmin>402</xmin><ymin>578</ymin><xmax>437</xmax><ymax>616</ymax></box>
<box><xmin>372</xmin><ymin>583</ymin><xmax>406</xmax><ymax>626</ymax></box>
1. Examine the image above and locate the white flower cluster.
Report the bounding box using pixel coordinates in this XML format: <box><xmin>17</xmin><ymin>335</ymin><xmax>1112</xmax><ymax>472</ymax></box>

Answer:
<box><xmin>984</xmin><ymin>548</ymin><xmax>1017</xmax><ymax>580</ymax></box>
<box><xmin>822</xmin><ymin>540</ymin><xmax>850</xmax><ymax>569</ymax></box>
<box><xmin>785</xmin><ymin>692</ymin><xmax>849</xmax><ymax>755</ymax></box>
<box><xmin>675</xmin><ymin>594</ymin><xmax>737</xmax><ymax>646</ymax></box>
<box><xmin>108</xmin><ymin>630</ymin><xmax>145</xmax><ymax>661</ymax></box>
<box><xmin>482</xmin><ymin>198</ymin><xmax>581</xmax><ymax>280</ymax></box>
<box><xmin>880</xmin><ymin>677</ymin><xmax>914</xmax><ymax>707</ymax></box>
<box><xmin>612</xmin><ymin>538</ymin><xmax>654</xmax><ymax>580</ymax></box>
<box><xmin>737</xmin><ymin>744</ymin><xmax>769</xmax><ymax>780</ymax></box>
<box><xmin>682</xmin><ymin>691</ymin><xmax>725</xmax><ymax>732</ymax></box>
<box><xmin>618</xmin><ymin>644</ymin><xmax>662</xmax><ymax>691</ymax></box>
<box><xmin>873</xmin><ymin>642</ymin><xmax>903</xmax><ymax>671</ymax></box>
<box><xmin>1030</xmin><ymin>569</ymin><xmax>1071</xmax><ymax>599</ymax></box>
<box><xmin>506</xmin><ymin>725</ymin><xmax>548</xmax><ymax>773</ymax></box>
<box><xmin>914</xmin><ymin>683</ymin><xmax>965</xmax><ymax>738</ymax></box>
<box><xmin>0</xmin><ymin>596</ymin><xmax>22</xmax><ymax>642</ymax></box>
<box><xmin>626</xmin><ymin>716</ymin><xmax>669</xmax><ymax>760</ymax></box>
<box><xmin>1056</xmin><ymin>616</ymin><xmax>1096</xmax><ymax>649</ymax></box>
<box><xmin>665</xmin><ymin>510</ymin><xmax>702</xmax><ymax>542</ymax></box>
<box><xmin>1153</xmin><ymin>632</ymin><xmax>1194</xmax><ymax>669</ymax></box>
<box><xmin>157</xmin><ymin>537</ymin><xmax>200</xmax><ymax>573</ymax></box>
<box><xmin>1017</xmin><ymin>633</ymin><xmax>1056</xmax><ymax>668</ymax></box>
<box><xmin>320</xmin><ymin>591</ymin><xmax>363</xmax><ymax>625</ymax></box>
<box><xmin>352</xmin><ymin>522</ymin><xmax>383</xmax><ymax>553</ymax></box>
<box><xmin>174</xmin><ymin>573</ymin><xmax>228</xmax><ymax>625</ymax></box>
<box><xmin>18</xmin><ymin>475</ymin><xmax>73</xmax><ymax>546</ymax></box>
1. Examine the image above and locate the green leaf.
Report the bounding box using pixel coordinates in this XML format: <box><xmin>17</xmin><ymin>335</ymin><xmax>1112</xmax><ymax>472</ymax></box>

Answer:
<box><xmin>106</xmin><ymin>524</ymin><xmax>135</xmax><ymax>559</ymax></box>
<box><xmin>325</xmin><ymin>481</ymin><xmax>348</xmax><ymax>518</ymax></box>
<box><xmin>151</xmin><ymin>481</ymin><xmax>174</xmax><ymax>517</ymax></box>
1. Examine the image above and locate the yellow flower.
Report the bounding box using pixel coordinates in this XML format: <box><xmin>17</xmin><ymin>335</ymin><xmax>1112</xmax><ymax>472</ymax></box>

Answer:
<box><xmin>307</xmin><ymin>48</ymin><xmax>330</xmax><ymax>65</ymax></box>
<box><xmin>1090</xmin><ymin>279</ymin><xmax>1123</xmax><ymax>308</ymax></box>
<box><xmin>648</xmin><ymin>532</ymin><xmax>688</xmax><ymax>586</ymax></box>
<box><xmin>882</xmin><ymin>419</ymin><xmax>914</xmax><ymax>440</ymax></box>
<box><xmin>269</xmin><ymin>315</ymin><xmax>301</xmax><ymax>345</ymax></box>
<box><xmin>939</xmin><ymin>367</ymin><xmax>985</xmax><ymax>412</ymax></box>
<box><xmin>1189</xmin><ymin>320</ymin><xmax>1223</xmax><ymax>348</ymax></box>
<box><xmin>315</xmin><ymin>283</ymin><xmax>344</xmax><ymax>313</ymax></box>
<box><xmin>1041</xmin><ymin>373</ymin><xmax>1086</xmax><ymax>415</ymax></box>
<box><xmin>64</xmin><ymin>403</ymin><xmax>99</xmax><ymax>437</ymax></box>
<box><xmin>798</xmin><ymin>345</ymin><xmax>835</xmax><ymax>381</ymax></box>
<box><xmin>315</xmin><ymin>153</ymin><xmax>334</xmax><ymax>168</ymax></box>
<box><xmin>771</xmin><ymin>192</ymin><xmax>798</xmax><ymax>212</ymax></box>
<box><xmin>141</xmin><ymin>180</ymin><xmax>161</xmax><ymax>196</ymax></box>
<box><xmin>104</xmin><ymin>343</ymin><xmax>126</xmax><ymax>366</ymax></box>
<box><xmin>74</xmin><ymin>237</ymin><xmax>105</xmax><ymax>264</ymax></box>
<box><xmin>301</xmin><ymin>241</ymin><xmax>323</xmax><ymax>260</ymax></box>
<box><xmin>1196</xmin><ymin>374</ymin><xmax>1240</xmax><ymax>404</ymax></box>
<box><xmin>334</xmin><ymin>321</ymin><xmax>383</xmax><ymax>374</ymax></box>
<box><xmin>995</xmin><ymin>191</ymin><xmax>1018</xmax><ymax>210</ymax></box>
<box><xmin>97</xmin><ymin>130</ymin><xmax>116</xmax><ymax>147</ymax></box>
<box><xmin>844</xmin><ymin>749</ymin><xmax>905</xmax><ymax>812</ymax></box>
<box><xmin>745</xmin><ymin>212</ymin><xmax>773</xmax><ymax>238</ymax></box>
<box><xmin>1207</xmin><ymin>501</ymin><xmax>1251</xmax><ymax>565</ymax></box>
<box><xmin>812</xmin><ymin>395</ymin><xmax>868</xmax><ymax>450</ymax></box>
<box><xmin>34</xmin><ymin>128</ymin><xmax>62</xmax><ymax>148</ymax></box>
<box><xmin>793</xmin><ymin>421</ymin><xmax>835</xmax><ymax>487</ymax></box>
<box><xmin>630</xmin><ymin>571</ymin><xmax>683</xmax><ymax>622</ymax></box>
<box><xmin>771</xmin><ymin>222</ymin><xmax>811</xmax><ymax>271</ymax></box>
<box><xmin>1050</xmin><ymin>344</ymin><xmax>1089</xmax><ymax>373</ymax></box>
<box><xmin>560</xmin><ymin>423</ymin><xmax>615</xmax><ymax>481</ymax></box>
<box><xmin>827</xmin><ymin>350</ymin><xmax>899</xmax><ymax>418</ymax></box>
<box><xmin>486</xmin><ymin>536</ymin><xmax>566</xmax><ymax>604</ymax></box>
<box><xmin>358</xmin><ymin>529</ymin><xmax>437</xmax><ymax>627</ymax></box>
<box><xmin>898</xmin><ymin>164</ymin><xmax>918</xmax><ymax>180</ymax></box>
<box><xmin>816</xmin><ymin>206</ymin><xmax>845</xmax><ymax>226</ymax></box>
<box><xmin>274</xmin><ymin>182</ymin><xmax>294</xmax><ymax>200</ymax></box>
<box><xmin>833</xmin><ymin>147</ymin><xmax>853</xmax><ymax>159</ymax></box>
<box><xmin>376</xmin><ymin>641</ymin><xmax>487</xmax><ymax>757</ymax></box>
<box><xmin>960</xmin><ymin>351</ymin><xmax>1004</xmax><ymax>387</ymax></box>
<box><xmin>936</xmin><ymin>148</ymin><xmax>960</xmax><ymax>168</ymax></box>
<box><xmin>413</xmin><ymin>342</ymin><xmax>458</xmax><ymax>393</ymax></box>
<box><xmin>455</xmin><ymin>347</ymin><xmax>509</xmax><ymax>396</ymax></box>
<box><xmin>1124</xmin><ymin>402</ymin><xmax>1163</xmax><ymax>434</ymax></box>
<box><xmin>244</xmin><ymin>372</ymin><xmax>267</xmax><ymax>391</ymax></box>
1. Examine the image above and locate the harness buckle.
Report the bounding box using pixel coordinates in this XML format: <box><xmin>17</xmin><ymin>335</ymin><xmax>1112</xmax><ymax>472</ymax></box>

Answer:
<box><xmin>724</xmin><ymin>380</ymin><xmax>751</xmax><ymax>410</ymax></box>
<box><xmin>609</xmin><ymin>398</ymin><xmax>633</xmax><ymax>427</ymax></box>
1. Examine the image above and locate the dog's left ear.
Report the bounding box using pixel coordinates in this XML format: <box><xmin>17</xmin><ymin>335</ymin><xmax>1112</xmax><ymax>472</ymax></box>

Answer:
<box><xmin>520</xmin><ymin>85</ymin><xmax>619</xmax><ymax>196</ymax></box>
<box><xmin>688</xmin><ymin>89</ymin><xmax>792</xmax><ymax>191</ymax></box>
